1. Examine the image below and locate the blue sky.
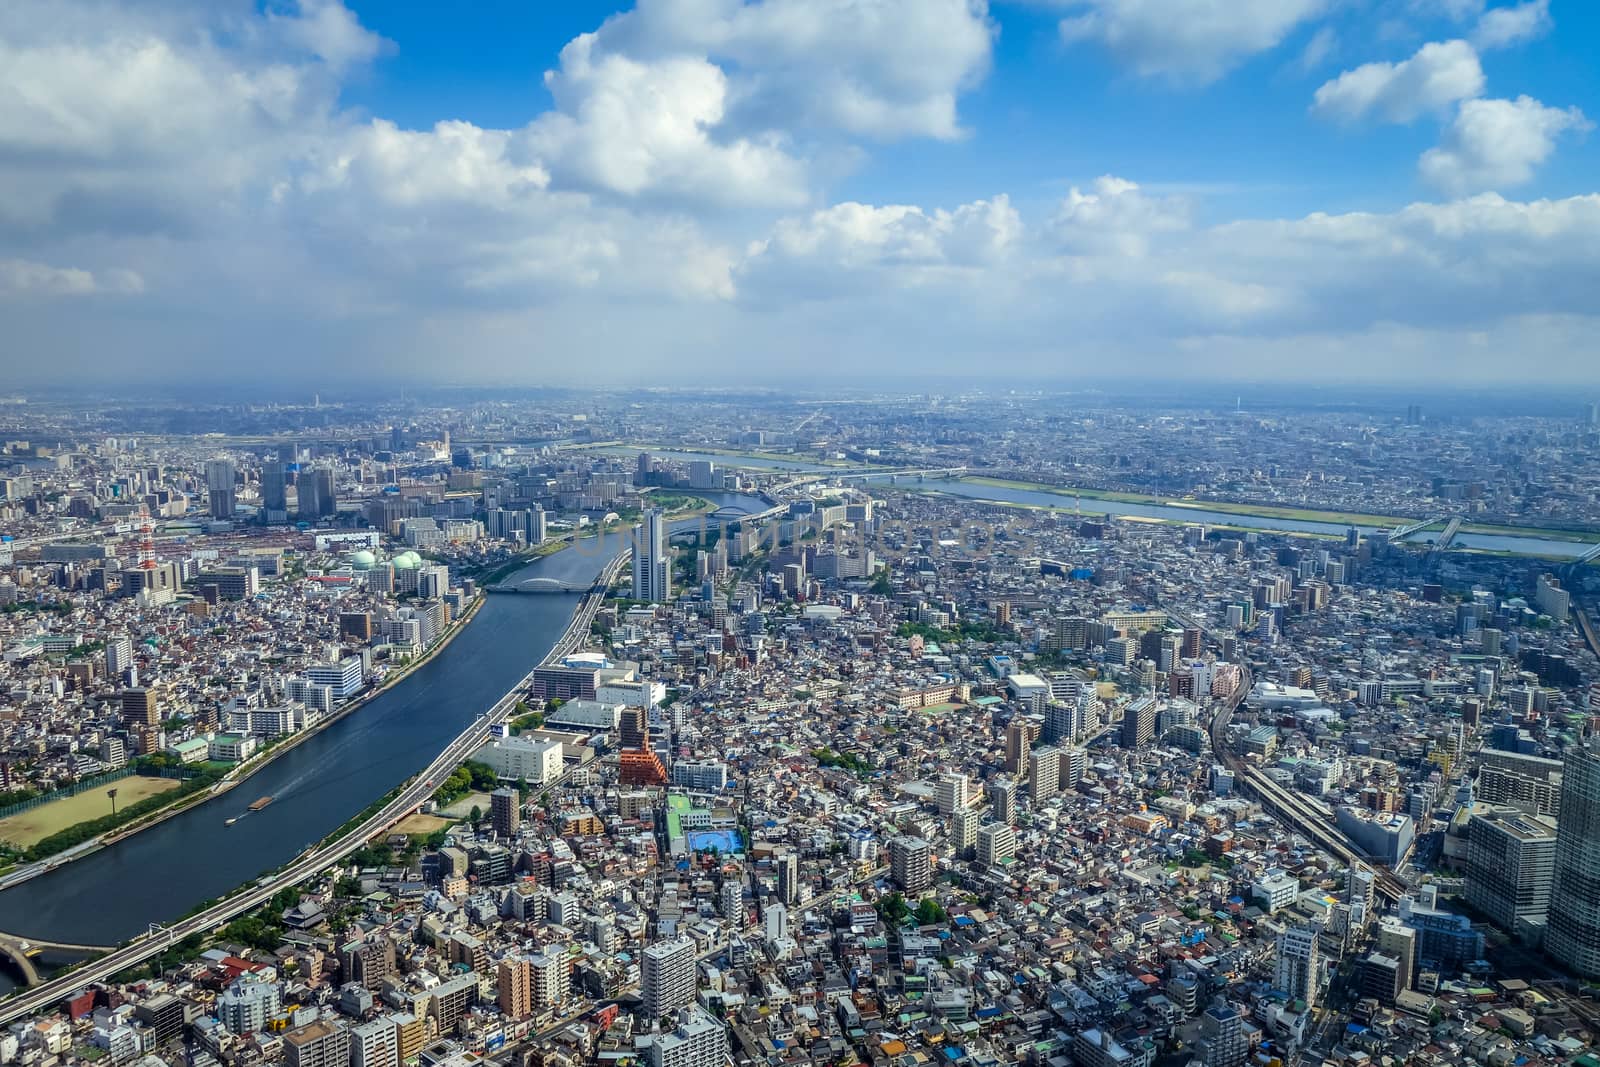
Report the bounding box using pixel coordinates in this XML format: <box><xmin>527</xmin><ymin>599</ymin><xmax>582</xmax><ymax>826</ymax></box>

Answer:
<box><xmin>2</xmin><ymin>0</ymin><xmax>1599</xmax><ymax>386</ymax></box>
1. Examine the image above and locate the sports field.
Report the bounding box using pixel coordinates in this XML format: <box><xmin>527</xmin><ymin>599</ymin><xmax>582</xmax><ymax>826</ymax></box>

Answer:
<box><xmin>0</xmin><ymin>777</ymin><xmax>182</xmax><ymax>848</ymax></box>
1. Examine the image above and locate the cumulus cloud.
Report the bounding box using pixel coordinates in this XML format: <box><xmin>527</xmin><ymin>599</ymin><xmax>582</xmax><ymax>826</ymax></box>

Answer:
<box><xmin>1419</xmin><ymin>95</ymin><xmax>1590</xmax><ymax>194</ymax></box>
<box><xmin>1055</xmin><ymin>0</ymin><xmax>1328</xmax><ymax>85</ymax></box>
<box><xmin>1472</xmin><ymin>0</ymin><xmax>1552</xmax><ymax>50</ymax></box>
<box><xmin>529</xmin><ymin>37</ymin><xmax>808</xmax><ymax>207</ymax></box>
<box><xmin>1312</xmin><ymin>39</ymin><xmax>1484</xmax><ymax>123</ymax></box>
<box><xmin>580</xmin><ymin>0</ymin><xmax>996</xmax><ymax>140</ymax></box>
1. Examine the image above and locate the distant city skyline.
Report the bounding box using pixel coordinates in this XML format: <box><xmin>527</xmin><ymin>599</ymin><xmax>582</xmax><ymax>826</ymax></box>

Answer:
<box><xmin>2</xmin><ymin>0</ymin><xmax>1599</xmax><ymax>386</ymax></box>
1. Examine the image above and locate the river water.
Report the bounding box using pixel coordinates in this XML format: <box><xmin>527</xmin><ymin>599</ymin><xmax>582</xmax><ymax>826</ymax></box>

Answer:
<box><xmin>0</xmin><ymin>492</ymin><xmax>762</xmax><ymax>975</ymax></box>
<box><xmin>596</xmin><ymin>449</ymin><xmax>1594</xmax><ymax>558</ymax></box>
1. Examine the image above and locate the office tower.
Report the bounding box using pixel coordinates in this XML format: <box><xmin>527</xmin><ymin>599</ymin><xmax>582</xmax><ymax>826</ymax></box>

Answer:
<box><xmin>1374</xmin><ymin>919</ymin><xmax>1416</xmax><ymax>993</ymax></box>
<box><xmin>530</xmin><ymin>504</ymin><xmax>547</xmax><ymax>545</ymax></box>
<box><xmin>1466</xmin><ymin>809</ymin><xmax>1557</xmax><ymax>939</ymax></box>
<box><xmin>299</xmin><ymin>467</ymin><xmax>337</xmax><ymax>519</ymax></box>
<box><xmin>206</xmin><ymin>459</ymin><xmax>237</xmax><ymax>519</ymax></box>
<box><xmin>1199</xmin><ymin>1004</ymin><xmax>1246</xmax><ymax>1067</ymax></box>
<box><xmin>988</xmin><ymin>777</ymin><xmax>1016</xmax><ymax>824</ymax></box>
<box><xmin>776</xmin><ymin>850</ymin><xmax>799</xmax><ymax>905</ymax></box>
<box><xmin>950</xmin><ymin>808</ymin><xmax>978</xmax><ymax>856</ymax></box>
<box><xmin>349</xmin><ymin>1019</ymin><xmax>397</xmax><ymax>1067</ymax></box>
<box><xmin>283</xmin><ymin>1021</ymin><xmax>350</xmax><ymax>1067</ymax></box>
<box><xmin>1029</xmin><ymin>746</ymin><xmax>1061</xmax><ymax>802</ymax></box>
<box><xmin>497</xmin><ymin>957</ymin><xmax>532</xmax><ymax>1018</ymax></box>
<box><xmin>644</xmin><ymin>1006</ymin><xmax>728</xmax><ymax>1067</ymax></box>
<box><xmin>105</xmin><ymin>635</ymin><xmax>134</xmax><ymax>680</ymax></box>
<box><xmin>1273</xmin><ymin>925</ymin><xmax>1319</xmax><ymax>1009</ymax></box>
<box><xmin>121</xmin><ymin>686</ymin><xmax>158</xmax><ymax>726</ymax></box>
<box><xmin>261</xmin><ymin>459</ymin><xmax>289</xmax><ymax>514</ymax></box>
<box><xmin>976</xmin><ymin>822</ymin><xmax>1016</xmax><ymax>868</ymax></box>
<box><xmin>1405</xmin><ymin>404</ymin><xmax>1422</xmax><ymax>425</ymax></box>
<box><xmin>890</xmin><ymin>836</ymin><xmax>932</xmax><ymax>893</ymax></box>
<box><xmin>1548</xmin><ymin>743</ymin><xmax>1600</xmax><ymax>976</ymax></box>
<box><xmin>490</xmin><ymin>787</ymin><xmax>521</xmax><ymax>838</ymax></box>
<box><xmin>1586</xmin><ymin>401</ymin><xmax>1599</xmax><ymax>427</ymax></box>
<box><xmin>631</xmin><ymin>507</ymin><xmax>670</xmax><ymax>603</ymax></box>
<box><xmin>936</xmin><ymin>772</ymin><xmax>967</xmax><ymax>816</ymax></box>
<box><xmin>642</xmin><ymin>937</ymin><xmax>697</xmax><ymax>1019</ymax></box>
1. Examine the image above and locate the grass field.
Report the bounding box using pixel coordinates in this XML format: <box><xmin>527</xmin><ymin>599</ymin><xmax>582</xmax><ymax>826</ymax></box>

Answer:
<box><xmin>0</xmin><ymin>777</ymin><xmax>182</xmax><ymax>848</ymax></box>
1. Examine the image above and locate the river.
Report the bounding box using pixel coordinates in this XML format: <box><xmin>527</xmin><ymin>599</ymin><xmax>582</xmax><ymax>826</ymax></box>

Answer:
<box><xmin>0</xmin><ymin>492</ymin><xmax>763</xmax><ymax>981</ymax></box>
<box><xmin>594</xmin><ymin>449</ymin><xmax>1593</xmax><ymax>558</ymax></box>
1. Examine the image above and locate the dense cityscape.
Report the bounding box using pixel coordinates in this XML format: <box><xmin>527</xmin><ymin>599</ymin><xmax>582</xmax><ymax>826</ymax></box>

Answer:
<box><xmin>0</xmin><ymin>390</ymin><xmax>1596</xmax><ymax>1067</ymax></box>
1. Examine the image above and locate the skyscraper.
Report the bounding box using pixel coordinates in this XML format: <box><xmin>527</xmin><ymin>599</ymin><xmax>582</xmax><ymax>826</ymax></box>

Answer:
<box><xmin>776</xmin><ymin>849</ymin><xmax>799</xmax><ymax>905</ymax></box>
<box><xmin>206</xmin><ymin>458</ymin><xmax>237</xmax><ymax>518</ymax></box>
<box><xmin>642</xmin><ymin>937</ymin><xmax>696</xmax><ymax>1019</ymax></box>
<box><xmin>1465</xmin><ymin>809</ymin><xmax>1557</xmax><ymax>940</ymax></box>
<box><xmin>1548</xmin><ymin>743</ymin><xmax>1600</xmax><ymax>977</ymax></box>
<box><xmin>632</xmin><ymin>507</ymin><xmax>670</xmax><ymax>602</ymax></box>
<box><xmin>261</xmin><ymin>459</ymin><xmax>289</xmax><ymax>514</ymax></box>
<box><xmin>1273</xmin><ymin>924</ymin><xmax>1319</xmax><ymax>1009</ymax></box>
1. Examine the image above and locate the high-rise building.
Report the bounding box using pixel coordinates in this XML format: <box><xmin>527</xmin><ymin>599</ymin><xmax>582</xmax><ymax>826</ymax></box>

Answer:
<box><xmin>497</xmin><ymin>957</ymin><xmax>532</xmax><ymax>1018</ymax></box>
<box><xmin>1374</xmin><ymin>919</ymin><xmax>1416</xmax><ymax>993</ymax></box>
<box><xmin>1273</xmin><ymin>925</ymin><xmax>1319</xmax><ymax>1009</ymax></box>
<box><xmin>643</xmin><ymin>1005</ymin><xmax>728</xmax><ymax>1067</ymax></box>
<box><xmin>988</xmin><ymin>777</ymin><xmax>1016</xmax><ymax>824</ymax></box>
<box><xmin>261</xmin><ymin>460</ymin><xmax>289</xmax><ymax>513</ymax></box>
<box><xmin>529</xmin><ymin>951</ymin><xmax>568</xmax><ymax>1009</ymax></box>
<box><xmin>950</xmin><ymin>808</ymin><xmax>979</xmax><ymax>856</ymax></box>
<box><xmin>1466</xmin><ymin>809</ymin><xmax>1557</xmax><ymax>940</ymax></box>
<box><xmin>1199</xmin><ymin>1004</ymin><xmax>1246</xmax><ymax>1067</ymax></box>
<box><xmin>976</xmin><ymin>822</ymin><xmax>1016</xmax><ymax>868</ymax></box>
<box><xmin>105</xmin><ymin>635</ymin><xmax>134</xmax><ymax>680</ymax></box>
<box><xmin>642</xmin><ymin>937</ymin><xmax>697</xmax><ymax>1020</ymax></box>
<box><xmin>490</xmin><ymin>787</ymin><xmax>521</xmax><ymax>838</ymax></box>
<box><xmin>206</xmin><ymin>459</ymin><xmax>237</xmax><ymax>519</ymax></box>
<box><xmin>1548</xmin><ymin>743</ymin><xmax>1600</xmax><ymax>977</ymax></box>
<box><xmin>632</xmin><ymin>507</ymin><xmax>670</xmax><ymax>603</ymax></box>
<box><xmin>349</xmin><ymin>1019</ymin><xmax>397</xmax><ymax>1067</ymax></box>
<box><xmin>1003</xmin><ymin>719</ymin><xmax>1031</xmax><ymax>773</ymax></box>
<box><xmin>299</xmin><ymin>467</ymin><xmax>337</xmax><ymax>520</ymax></box>
<box><xmin>1029</xmin><ymin>746</ymin><xmax>1061</xmax><ymax>802</ymax></box>
<box><xmin>283</xmin><ymin>1020</ymin><xmax>350</xmax><ymax>1067</ymax></box>
<box><xmin>776</xmin><ymin>850</ymin><xmax>799</xmax><ymax>905</ymax></box>
<box><xmin>936</xmin><ymin>772</ymin><xmax>967</xmax><ymax>816</ymax></box>
<box><xmin>121</xmin><ymin>686</ymin><xmax>158</xmax><ymax>726</ymax></box>
<box><xmin>1122</xmin><ymin>697</ymin><xmax>1156</xmax><ymax>748</ymax></box>
<box><xmin>1535</xmin><ymin>574</ymin><xmax>1571</xmax><ymax>620</ymax></box>
<box><xmin>890</xmin><ymin>836</ymin><xmax>932</xmax><ymax>893</ymax></box>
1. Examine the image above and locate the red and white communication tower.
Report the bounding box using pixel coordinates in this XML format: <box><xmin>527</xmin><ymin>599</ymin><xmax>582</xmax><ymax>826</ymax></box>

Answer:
<box><xmin>135</xmin><ymin>504</ymin><xmax>156</xmax><ymax>571</ymax></box>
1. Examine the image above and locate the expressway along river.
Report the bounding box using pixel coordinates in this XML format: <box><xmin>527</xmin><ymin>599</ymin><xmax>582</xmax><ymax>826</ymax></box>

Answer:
<box><xmin>0</xmin><ymin>492</ymin><xmax>763</xmax><ymax>971</ymax></box>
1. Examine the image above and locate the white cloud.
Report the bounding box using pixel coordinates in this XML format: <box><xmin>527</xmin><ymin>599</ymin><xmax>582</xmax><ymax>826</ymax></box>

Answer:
<box><xmin>1472</xmin><ymin>0</ymin><xmax>1552</xmax><ymax>50</ymax></box>
<box><xmin>529</xmin><ymin>36</ymin><xmax>808</xmax><ymax>207</ymax></box>
<box><xmin>1407</xmin><ymin>0</ymin><xmax>1485</xmax><ymax>20</ymax></box>
<box><xmin>1419</xmin><ymin>95</ymin><xmax>1590</xmax><ymax>194</ymax></box>
<box><xmin>0</xmin><ymin>259</ymin><xmax>142</xmax><ymax>296</ymax></box>
<box><xmin>581</xmin><ymin>0</ymin><xmax>996</xmax><ymax>141</ymax></box>
<box><xmin>267</xmin><ymin>0</ymin><xmax>388</xmax><ymax>71</ymax></box>
<box><xmin>1312</xmin><ymin>39</ymin><xmax>1484</xmax><ymax>123</ymax></box>
<box><xmin>1056</xmin><ymin>0</ymin><xmax>1328</xmax><ymax>85</ymax></box>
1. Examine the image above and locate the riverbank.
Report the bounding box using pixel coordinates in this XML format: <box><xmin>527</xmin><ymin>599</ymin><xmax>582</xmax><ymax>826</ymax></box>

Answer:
<box><xmin>955</xmin><ymin>475</ymin><xmax>1600</xmax><ymax>543</ymax></box>
<box><xmin>0</xmin><ymin>595</ymin><xmax>489</xmax><ymax>893</ymax></box>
